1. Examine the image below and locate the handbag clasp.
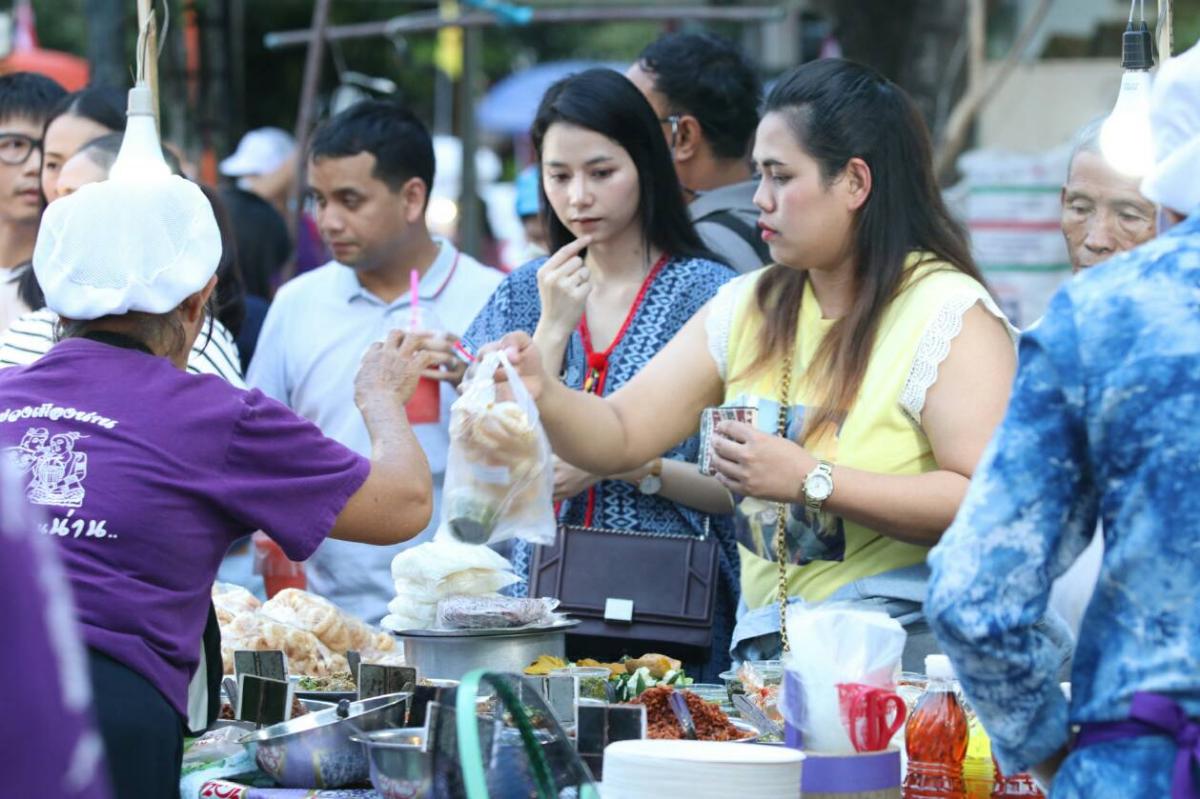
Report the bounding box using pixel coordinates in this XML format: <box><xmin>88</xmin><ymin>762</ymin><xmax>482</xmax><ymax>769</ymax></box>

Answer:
<box><xmin>604</xmin><ymin>598</ymin><xmax>635</xmax><ymax>623</ymax></box>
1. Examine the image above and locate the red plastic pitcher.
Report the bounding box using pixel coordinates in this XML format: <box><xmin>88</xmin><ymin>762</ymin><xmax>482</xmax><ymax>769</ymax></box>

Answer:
<box><xmin>253</xmin><ymin>531</ymin><xmax>306</xmax><ymax>598</ymax></box>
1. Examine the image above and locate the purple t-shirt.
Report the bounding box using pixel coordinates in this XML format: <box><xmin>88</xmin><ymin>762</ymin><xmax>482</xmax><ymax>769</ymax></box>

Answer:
<box><xmin>0</xmin><ymin>339</ymin><xmax>370</xmax><ymax>715</ymax></box>
<box><xmin>1</xmin><ymin>466</ymin><xmax>111</xmax><ymax>799</ymax></box>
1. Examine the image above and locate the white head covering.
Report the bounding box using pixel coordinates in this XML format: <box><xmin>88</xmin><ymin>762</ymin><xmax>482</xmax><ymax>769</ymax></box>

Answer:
<box><xmin>1141</xmin><ymin>42</ymin><xmax>1200</xmax><ymax>215</ymax></box>
<box><xmin>33</xmin><ymin>176</ymin><xmax>222</xmax><ymax>320</ymax></box>
<box><xmin>219</xmin><ymin>127</ymin><xmax>295</xmax><ymax>177</ymax></box>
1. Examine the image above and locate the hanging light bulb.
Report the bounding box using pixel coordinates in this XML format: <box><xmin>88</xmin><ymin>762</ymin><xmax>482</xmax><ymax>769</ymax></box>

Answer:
<box><xmin>108</xmin><ymin>82</ymin><xmax>171</xmax><ymax>183</ymax></box>
<box><xmin>1099</xmin><ymin>15</ymin><xmax>1156</xmax><ymax>177</ymax></box>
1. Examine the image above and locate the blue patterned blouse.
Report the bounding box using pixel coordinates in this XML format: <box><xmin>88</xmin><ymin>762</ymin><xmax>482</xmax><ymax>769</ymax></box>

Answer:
<box><xmin>926</xmin><ymin>214</ymin><xmax>1200</xmax><ymax>797</ymax></box>
<box><xmin>462</xmin><ymin>254</ymin><xmax>738</xmax><ymax>594</ymax></box>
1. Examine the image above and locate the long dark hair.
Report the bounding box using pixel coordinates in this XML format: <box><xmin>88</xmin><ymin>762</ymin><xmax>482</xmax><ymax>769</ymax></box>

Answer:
<box><xmin>530</xmin><ymin>68</ymin><xmax>713</xmax><ymax>263</ymax></box>
<box><xmin>749</xmin><ymin>59</ymin><xmax>983</xmax><ymax>441</ymax></box>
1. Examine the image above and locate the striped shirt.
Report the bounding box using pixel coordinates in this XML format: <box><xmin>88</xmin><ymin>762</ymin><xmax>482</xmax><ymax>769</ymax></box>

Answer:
<box><xmin>0</xmin><ymin>308</ymin><xmax>246</xmax><ymax>388</ymax></box>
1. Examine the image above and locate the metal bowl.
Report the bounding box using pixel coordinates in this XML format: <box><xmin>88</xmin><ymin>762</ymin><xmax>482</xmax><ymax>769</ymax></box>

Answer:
<box><xmin>351</xmin><ymin>728</ymin><xmax>431</xmax><ymax>799</ymax></box>
<box><xmin>395</xmin><ymin>621</ymin><xmax>577</xmax><ymax>680</ymax></box>
<box><xmin>239</xmin><ymin>692</ymin><xmax>410</xmax><ymax>788</ymax></box>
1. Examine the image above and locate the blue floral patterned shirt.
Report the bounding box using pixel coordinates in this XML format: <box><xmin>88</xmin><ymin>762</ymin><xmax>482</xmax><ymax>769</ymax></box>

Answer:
<box><xmin>926</xmin><ymin>214</ymin><xmax>1200</xmax><ymax>797</ymax></box>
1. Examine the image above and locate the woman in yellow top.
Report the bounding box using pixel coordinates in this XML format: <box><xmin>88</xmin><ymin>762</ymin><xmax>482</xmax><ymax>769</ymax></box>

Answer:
<box><xmin>487</xmin><ymin>58</ymin><xmax>1019</xmax><ymax>668</ymax></box>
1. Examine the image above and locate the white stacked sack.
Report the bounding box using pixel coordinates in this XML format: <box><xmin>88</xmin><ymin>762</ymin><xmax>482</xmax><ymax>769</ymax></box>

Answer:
<box><xmin>381</xmin><ymin>539</ymin><xmax>520</xmax><ymax>632</ymax></box>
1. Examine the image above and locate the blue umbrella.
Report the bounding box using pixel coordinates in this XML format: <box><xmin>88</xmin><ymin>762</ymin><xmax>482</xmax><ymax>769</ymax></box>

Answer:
<box><xmin>476</xmin><ymin>60</ymin><xmax>627</xmax><ymax>136</ymax></box>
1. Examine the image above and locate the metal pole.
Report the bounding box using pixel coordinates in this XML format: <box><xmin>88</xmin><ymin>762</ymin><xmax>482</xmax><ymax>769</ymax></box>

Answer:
<box><xmin>229</xmin><ymin>0</ymin><xmax>247</xmax><ymax>135</ymax></box>
<box><xmin>457</xmin><ymin>24</ymin><xmax>482</xmax><ymax>258</ymax></box>
<box><xmin>264</xmin><ymin>5</ymin><xmax>785</xmax><ymax>50</ymax></box>
<box><xmin>1158</xmin><ymin>0</ymin><xmax>1173</xmax><ymax>62</ymax></box>
<box><xmin>84</xmin><ymin>0</ymin><xmax>127</xmax><ymax>88</ymax></box>
<box><xmin>136</xmin><ymin>0</ymin><xmax>160</xmax><ymax>125</ymax></box>
<box><xmin>281</xmin><ymin>0</ymin><xmax>333</xmax><ymax>282</ymax></box>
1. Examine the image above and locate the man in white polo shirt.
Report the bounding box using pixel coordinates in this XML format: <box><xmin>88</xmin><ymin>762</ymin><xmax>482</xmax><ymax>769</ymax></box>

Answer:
<box><xmin>249</xmin><ymin>101</ymin><xmax>502</xmax><ymax>623</ymax></box>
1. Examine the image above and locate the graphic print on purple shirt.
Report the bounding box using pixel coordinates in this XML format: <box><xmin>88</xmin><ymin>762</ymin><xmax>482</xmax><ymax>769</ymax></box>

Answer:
<box><xmin>0</xmin><ymin>463</ymin><xmax>111</xmax><ymax>799</ymax></box>
<box><xmin>0</xmin><ymin>339</ymin><xmax>370</xmax><ymax>716</ymax></box>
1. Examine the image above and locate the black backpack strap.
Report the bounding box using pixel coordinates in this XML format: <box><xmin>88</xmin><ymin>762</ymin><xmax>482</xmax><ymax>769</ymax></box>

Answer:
<box><xmin>700</xmin><ymin>209</ymin><xmax>772</xmax><ymax>265</ymax></box>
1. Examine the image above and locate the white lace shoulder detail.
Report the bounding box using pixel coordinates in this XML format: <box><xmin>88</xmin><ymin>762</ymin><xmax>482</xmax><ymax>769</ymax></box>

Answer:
<box><xmin>704</xmin><ymin>275</ymin><xmax>752</xmax><ymax>381</ymax></box>
<box><xmin>899</xmin><ymin>291</ymin><xmax>1017</xmax><ymax>427</ymax></box>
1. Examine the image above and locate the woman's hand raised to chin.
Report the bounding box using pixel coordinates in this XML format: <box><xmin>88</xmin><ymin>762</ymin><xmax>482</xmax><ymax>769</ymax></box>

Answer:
<box><xmin>534</xmin><ymin>236</ymin><xmax>593</xmax><ymax>340</ymax></box>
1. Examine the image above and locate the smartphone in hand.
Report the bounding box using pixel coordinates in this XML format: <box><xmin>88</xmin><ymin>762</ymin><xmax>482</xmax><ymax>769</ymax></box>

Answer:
<box><xmin>698</xmin><ymin>406</ymin><xmax>758</xmax><ymax>475</ymax></box>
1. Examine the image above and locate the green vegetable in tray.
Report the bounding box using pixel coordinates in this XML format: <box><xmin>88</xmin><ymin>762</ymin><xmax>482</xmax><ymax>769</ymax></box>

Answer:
<box><xmin>611</xmin><ymin>667</ymin><xmax>693</xmax><ymax>702</ymax></box>
<box><xmin>296</xmin><ymin>672</ymin><xmax>356</xmax><ymax>692</ymax></box>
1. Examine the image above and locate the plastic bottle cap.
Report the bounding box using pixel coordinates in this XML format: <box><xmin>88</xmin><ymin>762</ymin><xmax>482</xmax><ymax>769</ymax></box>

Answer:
<box><xmin>925</xmin><ymin>654</ymin><xmax>955</xmax><ymax>680</ymax></box>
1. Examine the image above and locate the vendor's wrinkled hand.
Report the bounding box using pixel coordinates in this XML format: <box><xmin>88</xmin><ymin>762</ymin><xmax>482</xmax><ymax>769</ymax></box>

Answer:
<box><xmin>355</xmin><ymin>330</ymin><xmax>435</xmax><ymax>410</ymax></box>
<box><xmin>536</xmin><ymin>236</ymin><xmax>593</xmax><ymax>338</ymax></box>
<box><xmin>417</xmin><ymin>331</ymin><xmax>468</xmax><ymax>386</ymax></box>
<box><xmin>710</xmin><ymin>420</ymin><xmax>815</xmax><ymax>503</ymax></box>
<box><xmin>553</xmin><ymin>456</ymin><xmax>600</xmax><ymax>503</ymax></box>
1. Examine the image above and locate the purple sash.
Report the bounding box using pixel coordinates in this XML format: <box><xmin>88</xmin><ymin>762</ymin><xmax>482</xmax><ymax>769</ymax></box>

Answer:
<box><xmin>1075</xmin><ymin>692</ymin><xmax>1200</xmax><ymax>799</ymax></box>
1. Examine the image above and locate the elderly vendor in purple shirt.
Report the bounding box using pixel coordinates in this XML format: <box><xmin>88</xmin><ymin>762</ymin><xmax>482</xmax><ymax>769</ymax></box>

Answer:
<box><xmin>0</xmin><ymin>166</ymin><xmax>436</xmax><ymax>797</ymax></box>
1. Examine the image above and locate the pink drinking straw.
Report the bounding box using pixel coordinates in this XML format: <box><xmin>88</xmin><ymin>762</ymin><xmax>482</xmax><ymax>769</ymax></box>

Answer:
<box><xmin>409</xmin><ymin>269</ymin><xmax>421</xmax><ymax>331</ymax></box>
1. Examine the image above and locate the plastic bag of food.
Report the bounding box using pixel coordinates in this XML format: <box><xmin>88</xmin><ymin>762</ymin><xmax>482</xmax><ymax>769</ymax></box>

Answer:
<box><xmin>438</xmin><ymin>350</ymin><xmax>555</xmax><ymax>546</ymax></box>
<box><xmin>212</xmin><ymin>581</ymin><xmax>261</xmax><ymax>625</ymax></box>
<box><xmin>435</xmin><ymin>595</ymin><xmax>561</xmax><ymax>630</ymax></box>
<box><xmin>391</xmin><ymin>538</ymin><xmax>519</xmax><ymax>586</ymax></box>
<box><xmin>384</xmin><ymin>540</ymin><xmax>523</xmax><ymax>632</ymax></box>
<box><xmin>778</xmin><ymin>604</ymin><xmax>906</xmax><ymax>753</ymax></box>
<box><xmin>259</xmin><ymin>588</ymin><xmax>378</xmax><ymax>653</ymax></box>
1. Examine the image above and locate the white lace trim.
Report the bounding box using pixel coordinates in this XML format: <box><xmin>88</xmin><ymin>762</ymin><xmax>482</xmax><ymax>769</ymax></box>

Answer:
<box><xmin>704</xmin><ymin>277</ymin><xmax>748</xmax><ymax>381</ymax></box>
<box><xmin>899</xmin><ymin>291</ymin><xmax>1018</xmax><ymax>427</ymax></box>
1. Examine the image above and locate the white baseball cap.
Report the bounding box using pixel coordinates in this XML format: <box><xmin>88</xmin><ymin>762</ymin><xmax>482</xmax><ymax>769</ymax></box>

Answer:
<box><xmin>33</xmin><ymin>176</ymin><xmax>222</xmax><ymax>320</ymax></box>
<box><xmin>1141</xmin><ymin>42</ymin><xmax>1200</xmax><ymax>215</ymax></box>
<box><xmin>219</xmin><ymin>127</ymin><xmax>296</xmax><ymax>177</ymax></box>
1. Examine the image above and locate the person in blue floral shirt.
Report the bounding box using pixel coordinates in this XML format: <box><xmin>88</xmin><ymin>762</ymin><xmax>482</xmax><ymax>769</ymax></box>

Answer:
<box><xmin>926</xmin><ymin>43</ymin><xmax>1200</xmax><ymax>798</ymax></box>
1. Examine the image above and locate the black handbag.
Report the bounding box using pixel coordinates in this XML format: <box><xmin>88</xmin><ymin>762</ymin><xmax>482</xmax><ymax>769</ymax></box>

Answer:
<box><xmin>528</xmin><ymin>519</ymin><xmax>718</xmax><ymax>654</ymax></box>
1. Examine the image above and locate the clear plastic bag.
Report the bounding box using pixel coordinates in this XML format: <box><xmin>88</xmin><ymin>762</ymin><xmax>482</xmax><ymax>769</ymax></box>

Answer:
<box><xmin>438</xmin><ymin>350</ymin><xmax>555</xmax><ymax>547</ymax></box>
<box><xmin>436</xmin><ymin>595</ymin><xmax>562</xmax><ymax>630</ymax></box>
<box><xmin>778</xmin><ymin>604</ymin><xmax>907</xmax><ymax>754</ymax></box>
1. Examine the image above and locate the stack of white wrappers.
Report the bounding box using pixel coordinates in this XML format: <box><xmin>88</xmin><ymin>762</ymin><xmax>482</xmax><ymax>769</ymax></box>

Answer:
<box><xmin>381</xmin><ymin>539</ymin><xmax>520</xmax><ymax>632</ymax></box>
<box><xmin>602</xmin><ymin>740</ymin><xmax>804</xmax><ymax>799</ymax></box>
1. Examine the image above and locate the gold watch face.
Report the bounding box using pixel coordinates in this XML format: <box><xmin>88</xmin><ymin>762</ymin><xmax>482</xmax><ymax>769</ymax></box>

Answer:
<box><xmin>806</xmin><ymin>472</ymin><xmax>833</xmax><ymax>502</ymax></box>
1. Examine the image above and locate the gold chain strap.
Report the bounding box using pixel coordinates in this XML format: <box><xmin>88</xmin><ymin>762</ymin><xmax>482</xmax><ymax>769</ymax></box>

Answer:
<box><xmin>775</xmin><ymin>351</ymin><xmax>793</xmax><ymax>653</ymax></box>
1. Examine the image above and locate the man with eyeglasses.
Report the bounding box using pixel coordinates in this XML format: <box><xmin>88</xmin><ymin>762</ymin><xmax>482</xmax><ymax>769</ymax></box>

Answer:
<box><xmin>627</xmin><ymin>32</ymin><xmax>767</xmax><ymax>273</ymax></box>
<box><xmin>0</xmin><ymin>73</ymin><xmax>65</xmax><ymax>332</ymax></box>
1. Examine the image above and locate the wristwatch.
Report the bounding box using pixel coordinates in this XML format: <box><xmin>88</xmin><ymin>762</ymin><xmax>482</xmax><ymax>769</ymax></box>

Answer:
<box><xmin>638</xmin><ymin>459</ymin><xmax>664</xmax><ymax>495</ymax></box>
<box><xmin>803</xmin><ymin>460</ymin><xmax>835</xmax><ymax>512</ymax></box>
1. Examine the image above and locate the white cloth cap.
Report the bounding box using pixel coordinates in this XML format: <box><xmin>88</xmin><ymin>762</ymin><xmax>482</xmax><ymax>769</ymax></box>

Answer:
<box><xmin>33</xmin><ymin>176</ymin><xmax>222</xmax><ymax>320</ymax></box>
<box><xmin>1141</xmin><ymin>43</ymin><xmax>1200</xmax><ymax>214</ymax></box>
<box><xmin>219</xmin><ymin>127</ymin><xmax>295</xmax><ymax>177</ymax></box>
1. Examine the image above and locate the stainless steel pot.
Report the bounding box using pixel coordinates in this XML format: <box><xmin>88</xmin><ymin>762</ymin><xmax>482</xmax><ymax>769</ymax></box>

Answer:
<box><xmin>239</xmin><ymin>692</ymin><xmax>409</xmax><ymax>788</ymax></box>
<box><xmin>395</xmin><ymin>621</ymin><xmax>577</xmax><ymax>680</ymax></box>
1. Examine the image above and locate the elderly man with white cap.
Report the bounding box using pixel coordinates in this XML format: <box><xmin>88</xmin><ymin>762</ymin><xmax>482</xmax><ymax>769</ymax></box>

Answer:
<box><xmin>0</xmin><ymin>164</ymin><xmax>435</xmax><ymax>798</ymax></box>
<box><xmin>925</xmin><ymin>42</ymin><xmax>1200</xmax><ymax>798</ymax></box>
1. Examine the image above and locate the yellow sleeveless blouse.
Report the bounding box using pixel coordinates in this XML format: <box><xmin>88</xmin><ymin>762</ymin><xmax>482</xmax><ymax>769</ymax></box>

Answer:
<box><xmin>705</xmin><ymin>253</ymin><xmax>1015</xmax><ymax>609</ymax></box>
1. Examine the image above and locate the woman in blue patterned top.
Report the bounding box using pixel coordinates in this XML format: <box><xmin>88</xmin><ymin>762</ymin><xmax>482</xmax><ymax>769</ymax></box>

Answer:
<box><xmin>926</xmin><ymin>44</ymin><xmax>1200</xmax><ymax>798</ymax></box>
<box><xmin>464</xmin><ymin>69</ymin><xmax>738</xmax><ymax>679</ymax></box>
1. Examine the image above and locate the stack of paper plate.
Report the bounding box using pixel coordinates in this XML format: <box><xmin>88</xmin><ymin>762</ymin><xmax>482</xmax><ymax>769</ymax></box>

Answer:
<box><xmin>602</xmin><ymin>740</ymin><xmax>803</xmax><ymax>799</ymax></box>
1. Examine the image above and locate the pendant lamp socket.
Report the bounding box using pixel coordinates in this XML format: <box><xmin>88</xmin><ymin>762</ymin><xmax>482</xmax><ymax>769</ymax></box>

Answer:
<box><xmin>109</xmin><ymin>82</ymin><xmax>171</xmax><ymax>183</ymax></box>
<box><xmin>1121</xmin><ymin>20</ymin><xmax>1155</xmax><ymax>71</ymax></box>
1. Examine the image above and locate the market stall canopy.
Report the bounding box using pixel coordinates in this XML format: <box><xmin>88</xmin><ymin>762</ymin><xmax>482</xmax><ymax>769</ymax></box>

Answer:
<box><xmin>476</xmin><ymin>60</ymin><xmax>626</xmax><ymax>135</ymax></box>
<box><xmin>0</xmin><ymin>48</ymin><xmax>88</xmax><ymax>90</ymax></box>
